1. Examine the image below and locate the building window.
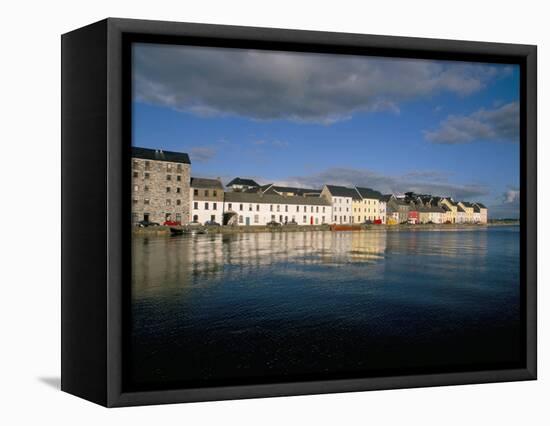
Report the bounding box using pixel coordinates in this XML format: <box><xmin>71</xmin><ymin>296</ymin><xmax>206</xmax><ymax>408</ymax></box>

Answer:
<box><xmin>228</xmin><ymin>203</ymin><xmax>232</xmax><ymax>210</ymax></box>
<box><xmin>311</xmin><ymin>206</ymin><xmax>314</xmax><ymax>212</ymax></box>
<box><xmin>316</xmin><ymin>206</ymin><xmax>319</xmax><ymax>213</ymax></box>
<box><xmin>167</xmin><ymin>164</ymin><xmax>172</xmax><ymax>171</ymax></box>
<box><xmin>249</xmin><ymin>204</ymin><xmax>253</xmax><ymax>211</ymax></box>
<box><xmin>166</xmin><ymin>187</ymin><xmax>171</xmax><ymax>193</ymax></box>
<box><xmin>322</xmin><ymin>207</ymin><xmax>325</xmax><ymax>213</ymax></box>
<box><xmin>322</xmin><ymin>216</ymin><xmax>325</xmax><ymax>223</ymax></box>
<box><xmin>132</xmin><ymin>199</ymin><xmax>138</xmax><ymax>205</ymax></box>
<box><xmin>144</xmin><ymin>173</ymin><xmax>150</xmax><ymax>179</ymax></box>
<box><xmin>177</xmin><ymin>199</ymin><xmax>181</xmax><ymax>206</ymax></box>
<box><xmin>205</xmin><ymin>202</ymin><xmax>209</xmax><ymax>210</ymax></box>
<box><xmin>285</xmin><ymin>205</ymin><xmax>288</xmax><ymax>212</ymax></box>
<box><xmin>166</xmin><ymin>175</ymin><xmax>171</xmax><ymax>181</ymax></box>
<box><xmin>176</xmin><ymin>187</ymin><xmax>181</xmax><ymax>193</ymax></box>
<box><xmin>254</xmin><ymin>215</ymin><xmax>259</xmax><ymax>224</ymax></box>
<box><xmin>270</xmin><ymin>205</ymin><xmax>273</xmax><ymax>211</ymax></box>
<box><xmin>176</xmin><ymin>213</ymin><xmax>181</xmax><ymax>222</ymax></box>
<box><xmin>144</xmin><ymin>199</ymin><xmax>150</xmax><ymax>205</ymax></box>
<box><xmin>133</xmin><ymin>185</ymin><xmax>139</xmax><ymax>192</ymax></box>
<box><xmin>213</xmin><ymin>190</ymin><xmax>217</xmax><ymax>197</ymax></box>
<box><xmin>144</xmin><ymin>161</ymin><xmax>150</xmax><ymax>170</ymax></box>
<box><xmin>176</xmin><ymin>175</ymin><xmax>181</xmax><ymax>181</ymax></box>
<box><xmin>239</xmin><ymin>204</ymin><xmax>243</xmax><ymax>211</ymax></box>
<box><xmin>210</xmin><ymin>202</ymin><xmax>216</xmax><ymax>210</ymax></box>
<box><xmin>144</xmin><ymin>185</ymin><xmax>149</xmax><ymax>192</ymax></box>
<box><xmin>194</xmin><ymin>202</ymin><xmax>198</xmax><ymax>209</ymax></box>
<box><xmin>193</xmin><ymin>215</ymin><xmax>198</xmax><ymax>222</ymax></box>
<box><xmin>205</xmin><ymin>190</ymin><xmax>209</xmax><ymax>197</ymax></box>
<box><xmin>133</xmin><ymin>161</ymin><xmax>139</xmax><ymax>170</ymax></box>
<box><xmin>133</xmin><ymin>171</ymin><xmax>138</xmax><ymax>178</ymax></box>
<box><xmin>303</xmin><ymin>215</ymin><xmax>306</xmax><ymax>223</ymax></box>
<box><xmin>256</xmin><ymin>204</ymin><xmax>260</xmax><ymax>211</ymax></box>
<box><xmin>177</xmin><ymin>164</ymin><xmax>182</xmax><ymax>172</ymax></box>
<box><xmin>239</xmin><ymin>215</ymin><xmax>243</xmax><ymax>224</ymax></box>
<box><xmin>296</xmin><ymin>206</ymin><xmax>300</xmax><ymax>212</ymax></box>
<box><xmin>194</xmin><ymin>189</ymin><xmax>198</xmax><ymax>196</ymax></box>
<box><xmin>166</xmin><ymin>199</ymin><xmax>171</xmax><ymax>206</ymax></box>
<box><xmin>276</xmin><ymin>205</ymin><xmax>280</xmax><ymax>212</ymax></box>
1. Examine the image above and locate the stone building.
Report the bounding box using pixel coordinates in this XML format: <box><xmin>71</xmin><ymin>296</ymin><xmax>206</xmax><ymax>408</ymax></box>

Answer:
<box><xmin>190</xmin><ymin>177</ymin><xmax>224</xmax><ymax>224</ymax></box>
<box><xmin>131</xmin><ymin>147</ymin><xmax>191</xmax><ymax>225</ymax></box>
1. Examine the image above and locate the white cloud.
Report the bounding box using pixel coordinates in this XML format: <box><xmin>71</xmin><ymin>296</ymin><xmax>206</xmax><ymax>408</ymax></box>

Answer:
<box><xmin>424</xmin><ymin>102</ymin><xmax>519</xmax><ymax>144</ymax></box>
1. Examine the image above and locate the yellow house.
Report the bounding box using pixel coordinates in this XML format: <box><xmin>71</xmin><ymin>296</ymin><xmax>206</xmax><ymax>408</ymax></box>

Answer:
<box><xmin>353</xmin><ymin>187</ymin><xmax>383</xmax><ymax>223</ymax></box>
<box><xmin>458</xmin><ymin>202</ymin><xmax>475</xmax><ymax>223</ymax></box>
<box><xmin>440</xmin><ymin>198</ymin><xmax>458</xmax><ymax>223</ymax></box>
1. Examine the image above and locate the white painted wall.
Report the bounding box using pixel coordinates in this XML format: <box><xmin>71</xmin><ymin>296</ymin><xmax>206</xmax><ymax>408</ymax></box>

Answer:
<box><xmin>223</xmin><ymin>200</ymin><xmax>332</xmax><ymax>225</ymax></box>
<box><xmin>331</xmin><ymin>196</ymin><xmax>353</xmax><ymax>223</ymax></box>
<box><xmin>191</xmin><ymin>200</ymin><xmax>224</xmax><ymax>224</ymax></box>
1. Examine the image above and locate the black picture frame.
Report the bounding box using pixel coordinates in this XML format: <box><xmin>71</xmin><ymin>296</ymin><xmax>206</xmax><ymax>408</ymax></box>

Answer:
<box><xmin>61</xmin><ymin>17</ymin><xmax>537</xmax><ymax>407</ymax></box>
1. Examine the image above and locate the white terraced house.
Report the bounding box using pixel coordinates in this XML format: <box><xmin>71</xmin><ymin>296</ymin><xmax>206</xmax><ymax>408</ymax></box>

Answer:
<box><xmin>190</xmin><ymin>177</ymin><xmax>225</xmax><ymax>224</ymax></box>
<box><xmin>320</xmin><ymin>185</ymin><xmax>359</xmax><ymax>224</ymax></box>
<box><xmin>222</xmin><ymin>192</ymin><xmax>332</xmax><ymax>226</ymax></box>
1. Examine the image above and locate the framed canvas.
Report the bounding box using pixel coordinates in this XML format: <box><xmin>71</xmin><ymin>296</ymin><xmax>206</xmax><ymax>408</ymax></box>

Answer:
<box><xmin>61</xmin><ymin>18</ymin><xmax>537</xmax><ymax>407</ymax></box>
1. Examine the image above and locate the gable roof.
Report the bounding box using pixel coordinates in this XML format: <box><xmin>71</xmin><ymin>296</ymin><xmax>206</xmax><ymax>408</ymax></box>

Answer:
<box><xmin>457</xmin><ymin>205</ymin><xmax>466</xmax><ymax>213</ymax></box>
<box><xmin>473</xmin><ymin>205</ymin><xmax>481</xmax><ymax>213</ymax></box>
<box><xmin>132</xmin><ymin>147</ymin><xmax>191</xmax><ymax>164</ymax></box>
<box><xmin>324</xmin><ymin>185</ymin><xmax>362</xmax><ymax>200</ymax></box>
<box><xmin>190</xmin><ymin>177</ymin><xmax>223</xmax><ymax>189</ymax></box>
<box><xmin>475</xmin><ymin>202</ymin><xmax>487</xmax><ymax>209</ymax></box>
<box><xmin>355</xmin><ymin>187</ymin><xmax>383</xmax><ymax>200</ymax></box>
<box><xmin>461</xmin><ymin>201</ymin><xmax>476</xmax><ymax>208</ymax></box>
<box><xmin>226</xmin><ymin>177</ymin><xmax>260</xmax><ymax>187</ymax></box>
<box><xmin>380</xmin><ymin>194</ymin><xmax>394</xmax><ymax>202</ymax></box>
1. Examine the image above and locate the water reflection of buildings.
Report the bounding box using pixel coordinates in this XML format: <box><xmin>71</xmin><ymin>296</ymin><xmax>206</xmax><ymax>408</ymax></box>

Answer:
<box><xmin>132</xmin><ymin>229</ymin><xmax>490</xmax><ymax>298</ymax></box>
<box><xmin>132</xmin><ymin>231</ymin><xmax>389</xmax><ymax>294</ymax></box>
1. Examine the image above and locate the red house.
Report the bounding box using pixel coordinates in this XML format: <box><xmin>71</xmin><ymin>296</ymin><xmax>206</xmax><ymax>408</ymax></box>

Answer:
<box><xmin>408</xmin><ymin>209</ymin><xmax>419</xmax><ymax>224</ymax></box>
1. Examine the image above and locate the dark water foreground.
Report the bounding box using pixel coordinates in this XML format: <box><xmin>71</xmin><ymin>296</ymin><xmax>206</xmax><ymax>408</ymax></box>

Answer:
<box><xmin>129</xmin><ymin>227</ymin><xmax>521</xmax><ymax>390</ymax></box>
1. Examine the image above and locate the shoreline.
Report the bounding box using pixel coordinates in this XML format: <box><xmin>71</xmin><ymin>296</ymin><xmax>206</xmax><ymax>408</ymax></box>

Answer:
<box><xmin>132</xmin><ymin>221</ymin><xmax>519</xmax><ymax>236</ymax></box>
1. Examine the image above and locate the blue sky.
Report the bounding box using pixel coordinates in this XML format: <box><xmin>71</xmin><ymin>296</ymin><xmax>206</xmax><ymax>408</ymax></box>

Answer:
<box><xmin>132</xmin><ymin>43</ymin><xmax>520</xmax><ymax>218</ymax></box>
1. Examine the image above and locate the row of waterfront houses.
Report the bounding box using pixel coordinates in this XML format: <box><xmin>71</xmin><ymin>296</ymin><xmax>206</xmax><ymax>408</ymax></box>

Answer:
<box><xmin>131</xmin><ymin>147</ymin><xmax>488</xmax><ymax>226</ymax></box>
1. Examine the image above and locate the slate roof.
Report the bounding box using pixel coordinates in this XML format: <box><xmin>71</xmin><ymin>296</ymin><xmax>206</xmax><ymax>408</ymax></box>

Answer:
<box><xmin>226</xmin><ymin>177</ymin><xmax>260</xmax><ymax>187</ymax></box>
<box><xmin>224</xmin><ymin>191</ymin><xmax>331</xmax><ymax>206</ymax></box>
<box><xmin>355</xmin><ymin>187</ymin><xmax>383</xmax><ymax>200</ymax></box>
<box><xmin>461</xmin><ymin>202</ymin><xmax>476</xmax><ymax>208</ymax></box>
<box><xmin>132</xmin><ymin>147</ymin><xmax>191</xmax><ymax>164</ymax></box>
<box><xmin>475</xmin><ymin>202</ymin><xmax>487</xmax><ymax>209</ymax></box>
<box><xmin>324</xmin><ymin>185</ymin><xmax>362</xmax><ymax>200</ymax></box>
<box><xmin>473</xmin><ymin>205</ymin><xmax>481</xmax><ymax>213</ymax></box>
<box><xmin>262</xmin><ymin>184</ymin><xmax>322</xmax><ymax>197</ymax></box>
<box><xmin>380</xmin><ymin>194</ymin><xmax>394</xmax><ymax>203</ymax></box>
<box><xmin>457</xmin><ymin>206</ymin><xmax>466</xmax><ymax>213</ymax></box>
<box><xmin>418</xmin><ymin>205</ymin><xmax>445</xmax><ymax>213</ymax></box>
<box><xmin>190</xmin><ymin>177</ymin><xmax>223</xmax><ymax>189</ymax></box>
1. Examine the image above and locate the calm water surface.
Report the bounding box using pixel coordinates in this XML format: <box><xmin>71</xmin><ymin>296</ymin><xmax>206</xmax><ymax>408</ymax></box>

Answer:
<box><xmin>130</xmin><ymin>227</ymin><xmax>521</xmax><ymax>389</ymax></box>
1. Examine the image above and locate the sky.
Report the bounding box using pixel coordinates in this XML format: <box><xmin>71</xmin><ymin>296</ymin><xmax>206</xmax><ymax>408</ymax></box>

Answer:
<box><xmin>132</xmin><ymin>43</ymin><xmax>521</xmax><ymax>218</ymax></box>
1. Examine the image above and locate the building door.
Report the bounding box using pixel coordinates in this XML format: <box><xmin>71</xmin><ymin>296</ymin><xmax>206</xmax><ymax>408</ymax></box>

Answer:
<box><xmin>245</xmin><ymin>217</ymin><xmax>250</xmax><ymax>226</ymax></box>
<box><xmin>310</xmin><ymin>216</ymin><xmax>313</xmax><ymax>225</ymax></box>
<box><xmin>143</xmin><ymin>213</ymin><xmax>150</xmax><ymax>222</ymax></box>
